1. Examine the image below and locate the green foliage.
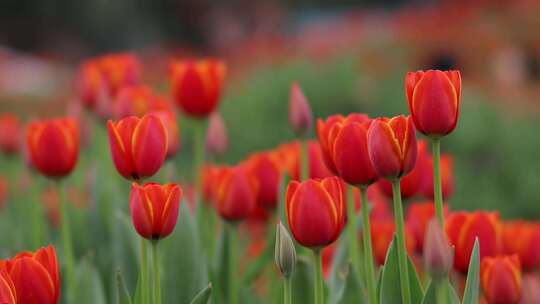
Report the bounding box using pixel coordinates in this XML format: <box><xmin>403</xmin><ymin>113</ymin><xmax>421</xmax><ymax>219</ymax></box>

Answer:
<box><xmin>462</xmin><ymin>239</ymin><xmax>481</xmax><ymax>304</ymax></box>
<box><xmin>189</xmin><ymin>284</ymin><xmax>212</xmax><ymax>304</ymax></box>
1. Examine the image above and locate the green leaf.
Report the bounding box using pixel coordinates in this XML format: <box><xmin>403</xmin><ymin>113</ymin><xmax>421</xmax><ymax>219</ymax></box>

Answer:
<box><xmin>328</xmin><ymin>236</ymin><xmax>364</xmax><ymax>303</ymax></box>
<box><xmin>112</xmin><ymin>212</ymin><xmax>140</xmax><ymax>301</ymax></box>
<box><xmin>73</xmin><ymin>259</ymin><xmax>106</xmax><ymax>304</ymax></box>
<box><xmin>462</xmin><ymin>238</ymin><xmax>481</xmax><ymax>304</ymax></box>
<box><xmin>421</xmin><ymin>279</ymin><xmax>460</xmax><ymax>304</ymax></box>
<box><xmin>211</xmin><ymin>224</ymin><xmax>230</xmax><ymax>303</ymax></box>
<box><xmin>189</xmin><ymin>284</ymin><xmax>212</xmax><ymax>304</ymax></box>
<box><xmin>379</xmin><ymin>236</ymin><xmax>423</xmax><ymax>304</ymax></box>
<box><xmin>116</xmin><ymin>270</ymin><xmax>132</xmax><ymax>304</ymax></box>
<box><xmin>292</xmin><ymin>255</ymin><xmax>314</xmax><ymax>304</ymax></box>
<box><xmin>336</xmin><ymin>263</ymin><xmax>365</xmax><ymax>304</ymax></box>
<box><xmin>133</xmin><ymin>274</ymin><xmax>142</xmax><ymax>304</ymax></box>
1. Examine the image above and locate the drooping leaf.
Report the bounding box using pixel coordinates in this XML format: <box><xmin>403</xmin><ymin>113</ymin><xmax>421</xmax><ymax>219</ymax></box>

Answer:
<box><xmin>462</xmin><ymin>238</ymin><xmax>481</xmax><ymax>304</ymax></box>
<box><xmin>189</xmin><ymin>284</ymin><xmax>212</xmax><ymax>304</ymax></box>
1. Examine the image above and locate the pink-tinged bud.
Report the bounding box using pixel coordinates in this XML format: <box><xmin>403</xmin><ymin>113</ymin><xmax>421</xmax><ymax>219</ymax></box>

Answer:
<box><xmin>206</xmin><ymin>112</ymin><xmax>228</xmax><ymax>156</ymax></box>
<box><xmin>423</xmin><ymin>219</ymin><xmax>453</xmax><ymax>279</ymax></box>
<box><xmin>289</xmin><ymin>82</ymin><xmax>313</xmax><ymax>137</ymax></box>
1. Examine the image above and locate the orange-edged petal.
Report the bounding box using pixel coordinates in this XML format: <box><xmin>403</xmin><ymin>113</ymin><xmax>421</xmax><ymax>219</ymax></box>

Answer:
<box><xmin>368</xmin><ymin>119</ymin><xmax>402</xmax><ymax>178</ymax></box>
<box><xmin>132</xmin><ymin>114</ymin><xmax>168</xmax><ymax>179</ymax></box>
<box><xmin>130</xmin><ymin>183</ymin><xmax>155</xmax><ymax>239</ymax></box>
<box><xmin>107</xmin><ymin>117</ymin><xmax>139</xmax><ymax>179</ymax></box>
<box><xmin>10</xmin><ymin>257</ymin><xmax>56</xmax><ymax>304</ymax></box>
<box><xmin>158</xmin><ymin>184</ymin><xmax>182</xmax><ymax>238</ymax></box>
<box><xmin>0</xmin><ymin>270</ymin><xmax>16</xmax><ymax>304</ymax></box>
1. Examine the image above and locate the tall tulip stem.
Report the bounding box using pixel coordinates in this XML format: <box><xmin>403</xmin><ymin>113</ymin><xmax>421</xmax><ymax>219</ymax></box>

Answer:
<box><xmin>346</xmin><ymin>186</ymin><xmax>361</xmax><ymax>276</ymax></box>
<box><xmin>300</xmin><ymin>140</ymin><xmax>309</xmax><ymax>180</ymax></box>
<box><xmin>227</xmin><ymin>223</ymin><xmax>239</xmax><ymax>304</ymax></box>
<box><xmin>391</xmin><ymin>180</ymin><xmax>411</xmax><ymax>304</ymax></box>
<box><xmin>192</xmin><ymin>119</ymin><xmax>207</xmax><ymax>204</ymax></box>
<box><xmin>360</xmin><ymin>185</ymin><xmax>378</xmax><ymax>303</ymax></box>
<box><xmin>58</xmin><ymin>182</ymin><xmax>75</xmax><ymax>302</ymax></box>
<box><xmin>431</xmin><ymin>138</ymin><xmax>445</xmax><ymax>227</ymax></box>
<box><xmin>312</xmin><ymin>250</ymin><xmax>324</xmax><ymax>304</ymax></box>
<box><xmin>152</xmin><ymin>241</ymin><xmax>162</xmax><ymax>304</ymax></box>
<box><xmin>140</xmin><ymin>238</ymin><xmax>149</xmax><ymax>304</ymax></box>
<box><xmin>284</xmin><ymin>276</ymin><xmax>292</xmax><ymax>304</ymax></box>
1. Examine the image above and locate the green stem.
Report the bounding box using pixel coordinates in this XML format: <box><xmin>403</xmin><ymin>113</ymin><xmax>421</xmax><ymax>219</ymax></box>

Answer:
<box><xmin>346</xmin><ymin>186</ymin><xmax>361</xmax><ymax>275</ymax></box>
<box><xmin>152</xmin><ymin>241</ymin><xmax>161</xmax><ymax>304</ymax></box>
<box><xmin>312</xmin><ymin>250</ymin><xmax>324</xmax><ymax>304</ymax></box>
<box><xmin>391</xmin><ymin>181</ymin><xmax>411</xmax><ymax>304</ymax></box>
<box><xmin>435</xmin><ymin>278</ymin><xmax>448</xmax><ymax>304</ymax></box>
<box><xmin>300</xmin><ymin>140</ymin><xmax>309</xmax><ymax>181</ymax></box>
<box><xmin>360</xmin><ymin>185</ymin><xmax>378</xmax><ymax>304</ymax></box>
<box><xmin>431</xmin><ymin>138</ymin><xmax>445</xmax><ymax>227</ymax></box>
<box><xmin>58</xmin><ymin>182</ymin><xmax>75</xmax><ymax>303</ymax></box>
<box><xmin>192</xmin><ymin>119</ymin><xmax>206</xmax><ymax>206</ymax></box>
<box><xmin>31</xmin><ymin>177</ymin><xmax>44</xmax><ymax>249</ymax></box>
<box><xmin>284</xmin><ymin>276</ymin><xmax>292</xmax><ymax>304</ymax></box>
<box><xmin>140</xmin><ymin>238</ymin><xmax>149</xmax><ymax>304</ymax></box>
<box><xmin>228</xmin><ymin>223</ymin><xmax>238</xmax><ymax>304</ymax></box>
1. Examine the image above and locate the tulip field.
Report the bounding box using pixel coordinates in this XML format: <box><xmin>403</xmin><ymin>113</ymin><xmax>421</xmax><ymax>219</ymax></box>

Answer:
<box><xmin>2</xmin><ymin>2</ymin><xmax>540</xmax><ymax>304</ymax></box>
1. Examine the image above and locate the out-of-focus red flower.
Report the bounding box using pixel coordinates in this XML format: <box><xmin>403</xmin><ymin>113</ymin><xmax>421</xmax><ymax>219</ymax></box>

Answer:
<box><xmin>0</xmin><ymin>269</ymin><xmax>16</xmax><ymax>304</ymax></box>
<box><xmin>370</xmin><ymin>219</ymin><xmax>415</xmax><ymax>265</ymax></box>
<box><xmin>107</xmin><ymin>114</ymin><xmax>168</xmax><ymax>180</ymax></box>
<box><xmin>26</xmin><ymin>118</ymin><xmax>80</xmax><ymax>178</ymax></box>
<box><xmin>481</xmin><ymin>255</ymin><xmax>522</xmax><ymax>304</ymax></box>
<box><xmin>289</xmin><ymin>82</ymin><xmax>313</xmax><ymax>137</ymax></box>
<box><xmin>98</xmin><ymin>53</ymin><xmax>141</xmax><ymax>97</ymax></box>
<box><xmin>272</xmin><ymin>140</ymin><xmax>332</xmax><ymax>181</ymax></box>
<box><xmin>352</xmin><ymin>186</ymin><xmax>392</xmax><ymax>222</ymax></box>
<box><xmin>406</xmin><ymin>70</ymin><xmax>461</xmax><ymax>137</ymax></box>
<box><xmin>201</xmin><ymin>164</ymin><xmax>223</xmax><ymax>204</ymax></box>
<box><xmin>521</xmin><ymin>273</ymin><xmax>540</xmax><ymax>304</ymax></box>
<box><xmin>152</xmin><ymin>109</ymin><xmax>180</xmax><ymax>159</ymax></box>
<box><xmin>113</xmin><ymin>85</ymin><xmax>154</xmax><ymax>119</ymax></box>
<box><xmin>170</xmin><ymin>59</ymin><xmax>226</xmax><ymax>118</ymax></box>
<box><xmin>406</xmin><ymin>201</ymin><xmax>449</xmax><ymax>252</ymax></box>
<box><xmin>367</xmin><ymin>115</ymin><xmax>417</xmax><ymax>179</ymax></box>
<box><xmin>206</xmin><ymin>112</ymin><xmax>228</xmax><ymax>156</ymax></box>
<box><xmin>377</xmin><ymin>140</ymin><xmax>429</xmax><ymax>199</ymax></box>
<box><xmin>422</xmin><ymin>154</ymin><xmax>454</xmax><ymax>200</ymax></box>
<box><xmin>215</xmin><ymin>166</ymin><xmax>258</xmax><ymax>222</ymax></box>
<box><xmin>245</xmin><ymin>152</ymin><xmax>281</xmax><ymax>210</ymax></box>
<box><xmin>130</xmin><ymin>182</ymin><xmax>182</xmax><ymax>240</ymax></box>
<box><xmin>317</xmin><ymin>113</ymin><xmax>377</xmax><ymax>186</ymax></box>
<box><xmin>286</xmin><ymin>176</ymin><xmax>346</xmax><ymax>248</ymax></box>
<box><xmin>0</xmin><ymin>245</ymin><xmax>60</xmax><ymax>304</ymax></box>
<box><xmin>502</xmin><ymin>221</ymin><xmax>540</xmax><ymax>271</ymax></box>
<box><xmin>0</xmin><ymin>114</ymin><xmax>21</xmax><ymax>155</ymax></box>
<box><xmin>322</xmin><ymin>244</ymin><xmax>336</xmax><ymax>279</ymax></box>
<box><xmin>446</xmin><ymin>211</ymin><xmax>501</xmax><ymax>273</ymax></box>
<box><xmin>77</xmin><ymin>59</ymin><xmax>105</xmax><ymax>109</ymax></box>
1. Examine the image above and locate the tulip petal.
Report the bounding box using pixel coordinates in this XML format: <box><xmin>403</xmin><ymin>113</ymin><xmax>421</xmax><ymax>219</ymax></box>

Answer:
<box><xmin>132</xmin><ymin>114</ymin><xmax>167</xmax><ymax>179</ymax></box>
<box><xmin>368</xmin><ymin>119</ymin><xmax>402</xmax><ymax>178</ymax></box>
<box><xmin>10</xmin><ymin>257</ymin><xmax>56</xmax><ymax>304</ymax></box>
<box><xmin>159</xmin><ymin>185</ymin><xmax>182</xmax><ymax>238</ymax></box>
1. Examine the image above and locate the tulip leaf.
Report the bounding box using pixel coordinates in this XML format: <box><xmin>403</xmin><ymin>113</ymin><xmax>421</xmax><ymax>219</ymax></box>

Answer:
<box><xmin>421</xmin><ymin>279</ymin><xmax>460</xmax><ymax>304</ymax></box>
<box><xmin>462</xmin><ymin>238</ymin><xmax>481</xmax><ymax>304</ymax></box>
<box><xmin>73</xmin><ymin>259</ymin><xmax>106</xmax><ymax>304</ymax></box>
<box><xmin>336</xmin><ymin>263</ymin><xmax>365</xmax><ymax>304</ymax></box>
<box><xmin>116</xmin><ymin>270</ymin><xmax>133</xmax><ymax>304</ymax></box>
<box><xmin>379</xmin><ymin>236</ymin><xmax>423</xmax><ymax>304</ymax></box>
<box><xmin>292</xmin><ymin>255</ymin><xmax>315</xmax><ymax>304</ymax></box>
<box><xmin>328</xmin><ymin>236</ymin><xmax>365</xmax><ymax>303</ymax></box>
<box><xmin>211</xmin><ymin>224</ymin><xmax>230</xmax><ymax>303</ymax></box>
<box><xmin>112</xmin><ymin>212</ymin><xmax>141</xmax><ymax>301</ymax></box>
<box><xmin>189</xmin><ymin>283</ymin><xmax>212</xmax><ymax>304</ymax></box>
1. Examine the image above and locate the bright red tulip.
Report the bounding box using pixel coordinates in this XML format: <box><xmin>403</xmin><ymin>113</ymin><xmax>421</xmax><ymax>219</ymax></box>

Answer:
<box><xmin>367</xmin><ymin>115</ymin><xmax>417</xmax><ymax>179</ymax></box>
<box><xmin>245</xmin><ymin>152</ymin><xmax>281</xmax><ymax>210</ymax></box>
<box><xmin>502</xmin><ymin>221</ymin><xmax>540</xmax><ymax>271</ymax></box>
<box><xmin>215</xmin><ymin>166</ymin><xmax>258</xmax><ymax>221</ymax></box>
<box><xmin>422</xmin><ymin>154</ymin><xmax>454</xmax><ymax>200</ymax></box>
<box><xmin>130</xmin><ymin>182</ymin><xmax>182</xmax><ymax>240</ymax></box>
<box><xmin>170</xmin><ymin>59</ymin><xmax>226</xmax><ymax>118</ymax></box>
<box><xmin>406</xmin><ymin>201</ymin><xmax>449</xmax><ymax>252</ymax></box>
<box><xmin>481</xmin><ymin>255</ymin><xmax>522</xmax><ymax>304</ymax></box>
<box><xmin>206</xmin><ymin>112</ymin><xmax>228</xmax><ymax>156</ymax></box>
<box><xmin>406</xmin><ymin>70</ymin><xmax>461</xmax><ymax>136</ymax></box>
<box><xmin>446</xmin><ymin>211</ymin><xmax>501</xmax><ymax>273</ymax></box>
<box><xmin>153</xmin><ymin>109</ymin><xmax>180</xmax><ymax>159</ymax></box>
<box><xmin>0</xmin><ymin>270</ymin><xmax>16</xmax><ymax>304</ymax></box>
<box><xmin>317</xmin><ymin>114</ymin><xmax>344</xmax><ymax>174</ymax></box>
<box><xmin>286</xmin><ymin>176</ymin><xmax>346</xmax><ymax>248</ymax></box>
<box><xmin>289</xmin><ymin>82</ymin><xmax>313</xmax><ymax>137</ymax></box>
<box><xmin>98</xmin><ymin>53</ymin><xmax>141</xmax><ymax>97</ymax></box>
<box><xmin>107</xmin><ymin>114</ymin><xmax>168</xmax><ymax>180</ymax></box>
<box><xmin>113</xmin><ymin>85</ymin><xmax>154</xmax><ymax>119</ymax></box>
<box><xmin>370</xmin><ymin>220</ymin><xmax>415</xmax><ymax>265</ymax></box>
<box><xmin>272</xmin><ymin>140</ymin><xmax>332</xmax><ymax>181</ymax></box>
<box><xmin>0</xmin><ymin>245</ymin><xmax>60</xmax><ymax>304</ymax></box>
<box><xmin>26</xmin><ymin>118</ymin><xmax>80</xmax><ymax>178</ymax></box>
<box><xmin>0</xmin><ymin>114</ymin><xmax>21</xmax><ymax>155</ymax></box>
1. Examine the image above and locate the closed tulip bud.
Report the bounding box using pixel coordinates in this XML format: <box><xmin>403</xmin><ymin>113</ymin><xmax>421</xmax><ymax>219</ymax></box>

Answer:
<box><xmin>424</xmin><ymin>219</ymin><xmax>453</xmax><ymax>279</ymax></box>
<box><xmin>289</xmin><ymin>82</ymin><xmax>313</xmax><ymax>137</ymax></box>
<box><xmin>170</xmin><ymin>59</ymin><xmax>226</xmax><ymax>118</ymax></box>
<box><xmin>275</xmin><ymin>222</ymin><xmax>297</xmax><ymax>278</ymax></box>
<box><xmin>422</xmin><ymin>154</ymin><xmax>454</xmax><ymax>200</ymax></box>
<box><xmin>370</xmin><ymin>220</ymin><xmax>415</xmax><ymax>265</ymax></box>
<box><xmin>26</xmin><ymin>118</ymin><xmax>80</xmax><ymax>178</ymax></box>
<box><xmin>215</xmin><ymin>166</ymin><xmax>258</xmax><ymax>222</ymax></box>
<box><xmin>446</xmin><ymin>211</ymin><xmax>501</xmax><ymax>273</ymax></box>
<box><xmin>206</xmin><ymin>112</ymin><xmax>228</xmax><ymax>156</ymax></box>
<box><xmin>113</xmin><ymin>85</ymin><xmax>154</xmax><ymax>119</ymax></box>
<box><xmin>0</xmin><ymin>114</ymin><xmax>21</xmax><ymax>155</ymax></box>
<box><xmin>481</xmin><ymin>255</ymin><xmax>522</xmax><ymax>304</ymax></box>
<box><xmin>367</xmin><ymin>115</ymin><xmax>417</xmax><ymax>180</ymax></box>
<box><xmin>286</xmin><ymin>176</ymin><xmax>346</xmax><ymax>248</ymax></box>
<box><xmin>1</xmin><ymin>245</ymin><xmax>60</xmax><ymax>304</ymax></box>
<box><xmin>130</xmin><ymin>183</ymin><xmax>182</xmax><ymax>240</ymax></box>
<box><xmin>406</xmin><ymin>201</ymin><xmax>449</xmax><ymax>252</ymax></box>
<box><xmin>107</xmin><ymin>114</ymin><xmax>168</xmax><ymax>180</ymax></box>
<box><xmin>245</xmin><ymin>152</ymin><xmax>281</xmax><ymax>210</ymax></box>
<box><xmin>406</xmin><ymin>70</ymin><xmax>461</xmax><ymax>136</ymax></box>
<box><xmin>502</xmin><ymin>221</ymin><xmax>540</xmax><ymax>271</ymax></box>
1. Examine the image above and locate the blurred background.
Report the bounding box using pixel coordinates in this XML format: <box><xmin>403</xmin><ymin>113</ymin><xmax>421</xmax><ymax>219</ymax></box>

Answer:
<box><xmin>1</xmin><ymin>0</ymin><xmax>540</xmax><ymax>220</ymax></box>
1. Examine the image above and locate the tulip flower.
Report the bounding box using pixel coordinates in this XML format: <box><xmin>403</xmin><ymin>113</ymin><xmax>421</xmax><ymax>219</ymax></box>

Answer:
<box><xmin>215</xmin><ymin>165</ymin><xmax>258</xmax><ymax>222</ymax></box>
<box><xmin>446</xmin><ymin>211</ymin><xmax>501</xmax><ymax>273</ymax></box>
<box><xmin>0</xmin><ymin>270</ymin><xmax>15</xmax><ymax>304</ymax></box>
<box><xmin>317</xmin><ymin>114</ymin><xmax>343</xmax><ymax>174</ymax></box>
<box><xmin>245</xmin><ymin>152</ymin><xmax>281</xmax><ymax>210</ymax></box>
<box><xmin>170</xmin><ymin>59</ymin><xmax>226</xmax><ymax>118</ymax></box>
<box><xmin>206</xmin><ymin>112</ymin><xmax>228</xmax><ymax>157</ymax></box>
<box><xmin>113</xmin><ymin>85</ymin><xmax>154</xmax><ymax>119</ymax></box>
<box><xmin>77</xmin><ymin>59</ymin><xmax>105</xmax><ymax>109</ymax></box>
<box><xmin>502</xmin><ymin>221</ymin><xmax>540</xmax><ymax>271</ymax></box>
<box><xmin>107</xmin><ymin>114</ymin><xmax>168</xmax><ymax>180</ymax></box>
<box><xmin>406</xmin><ymin>201</ymin><xmax>449</xmax><ymax>252</ymax></box>
<box><xmin>98</xmin><ymin>53</ymin><xmax>141</xmax><ymax>97</ymax></box>
<box><xmin>481</xmin><ymin>255</ymin><xmax>522</xmax><ymax>304</ymax></box>
<box><xmin>521</xmin><ymin>273</ymin><xmax>540</xmax><ymax>304</ymax></box>
<box><xmin>405</xmin><ymin>70</ymin><xmax>461</xmax><ymax>136</ymax></box>
<box><xmin>0</xmin><ymin>114</ymin><xmax>21</xmax><ymax>155</ymax></box>
<box><xmin>422</xmin><ymin>154</ymin><xmax>454</xmax><ymax>200</ymax></box>
<box><xmin>367</xmin><ymin>115</ymin><xmax>417</xmax><ymax>179</ymax></box>
<box><xmin>26</xmin><ymin>118</ymin><xmax>80</xmax><ymax>178</ymax></box>
<box><xmin>152</xmin><ymin>109</ymin><xmax>181</xmax><ymax>159</ymax></box>
<box><xmin>1</xmin><ymin>245</ymin><xmax>60</xmax><ymax>304</ymax></box>
<box><xmin>273</xmin><ymin>140</ymin><xmax>332</xmax><ymax>181</ymax></box>
<box><xmin>369</xmin><ymin>220</ymin><xmax>415</xmax><ymax>265</ymax></box>
<box><xmin>423</xmin><ymin>219</ymin><xmax>453</xmax><ymax>279</ymax></box>
<box><xmin>275</xmin><ymin>222</ymin><xmax>297</xmax><ymax>278</ymax></box>
<box><xmin>289</xmin><ymin>82</ymin><xmax>313</xmax><ymax>137</ymax></box>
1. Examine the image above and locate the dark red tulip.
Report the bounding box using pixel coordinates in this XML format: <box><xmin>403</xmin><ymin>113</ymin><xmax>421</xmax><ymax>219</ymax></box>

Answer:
<box><xmin>289</xmin><ymin>82</ymin><xmax>313</xmax><ymax>137</ymax></box>
<box><xmin>481</xmin><ymin>255</ymin><xmax>522</xmax><ymax>304</ymax></box>
<box><xmin>215</xmin><ymin>166</ymin><xmax>258</xmax><ymax>221</ymax></box>
<box><xmin>245</xmin><ymin>152</ymin><xmax>281</xmax><ymax>210</ymax></box>
<box><xmin>0</xmin><ymin>114</ymin><xmax>22</xmax><ymax>155</ymax></box>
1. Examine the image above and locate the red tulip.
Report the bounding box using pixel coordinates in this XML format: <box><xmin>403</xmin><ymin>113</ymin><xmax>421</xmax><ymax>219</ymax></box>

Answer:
<box><xmin>272</xmin><ymin>140</ymin><xmax>332</xmax><ymax>181</ymax></box>
<box><xmin>77</xmin><ymin>59</ymin><xmax>105</xmax><ymax>109</ymax></box>
<box><xmin>170</xmin><ymin>59</ymin><xmax>226</xmax><ymax>118</ymax></box>
<box><xmin>367</xmin><ymin>115</ymin><xmax>417</xmax><ymax>179</ymax></box>
<box><xmin>289</xmin><ymin>82</ymin><xmax>313</xmax><ymax>137</ymax></box>
<box><xmin>352</xmin><ymin>186</ymin><xmax>392</xmax><ymax>222</ymax></box>
<box><xmin>206</xmin><ymin>112</ymin><xmax>228</xmax><ymax>156</ymax></box>
<box><xmin>370</xmin><ymin>220</ymin><xmax>415</xmax><ymax>265</ymax></box>
<box><xmin>130</xmin><ymin>182</ymin><xmax>183</xmax><ymax>240</ymax></box>
<box><xmin>0</xmin><ymin>114</ymin><xmax>21</xmax><ymax>155</ymax></box>
<box><xmin>245</xmin><ymin>152</ymin><xmax>281</xmax><ymax>210</ymax></box>
<box><xmin>215</xmin><ymin>166</ymin><xmax>258</xmax><ymax>221</ymax></box>
<box><xmin>446</xmin><ymin>211</ymin><xmax>501</xmax><ymax>273</ymax></box>
<box><xmin>502</xmin><ymin>221</ymin><xmax>540</xmax><ymax>271</ymax></box>
<box><xmin>422</xmin><ymin>154</ymin><xmax>454</xmax><ymax>200</ymax></box>
<box><xmin>406</xmin><ymin>201</ymin><xmax>449</xmax><ymax>252</ymax></box>
<box><xmin>1</xmin><ymin>245</ymin><xmax>60</xmax><ymax>304</ymax></box>
<box><xmin>113</xmin><ymin>85</ymin><xmax>154</xmax><ymax>119</ymax></box>
<box><xmin>98</xmin><ymin>53</ymin><xmax>141</xmax><ymax>97</ymax></box>
<box><xmin>107</xmin><ymin>114</ymin><xmax>168</xmax><ymax>180</ymax></box>
<box><xmin>26</xmin><ymin>118</ymin><xmax>80</xmax><ymax>178</ymax></box>
<box><xmin>317</xmin><ymin>114</ymin><xmax>344</xmax><ymax>174</ymax></box>
<box><xmin>0</xmin><ymin>270</ymin><xmax>16</xmax><ymax>304</ymax></box>
<box><xmin>481</xmin><ymin>255</ymin><xmax>522</xmax><ymax>304</ymax></box>
<box><xmin>153</xmin><ymin>109</ymin><xmax>180</xmax><ymax>158</ymax></box>
<box><xmin>406</xmin><ymin>70</ymin><xmax>461</xmax><ymax>136</ymax></box>
<box><xmin>286</xmin><ymin>176</ymin><xmax>346</xmax><ymax>248</ymax></box>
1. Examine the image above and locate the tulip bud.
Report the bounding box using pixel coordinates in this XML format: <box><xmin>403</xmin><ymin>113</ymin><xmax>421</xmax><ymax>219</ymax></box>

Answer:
<box><xmin>289</xmin><ymin>82</ymin><xmax>313</xmax><ymax>137</ymax></box>
<box><xmin>481</xmin><ymin>255</ymin><xmax>522</xmax><ymax>304</ymax></box>
<box><xmin>206</xmin><ymin>112</ymin><xmax>228</xmax><ymax>156</ymax></box>
<box><xmin>275</xmin><ymin>222</ymin><xmax>297</xmax><ymax>278</ymax></box>
<box><xmin>423</xmin><ymin>219</ymin><xmax>453</xmax><ymax>279</ymax></box>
